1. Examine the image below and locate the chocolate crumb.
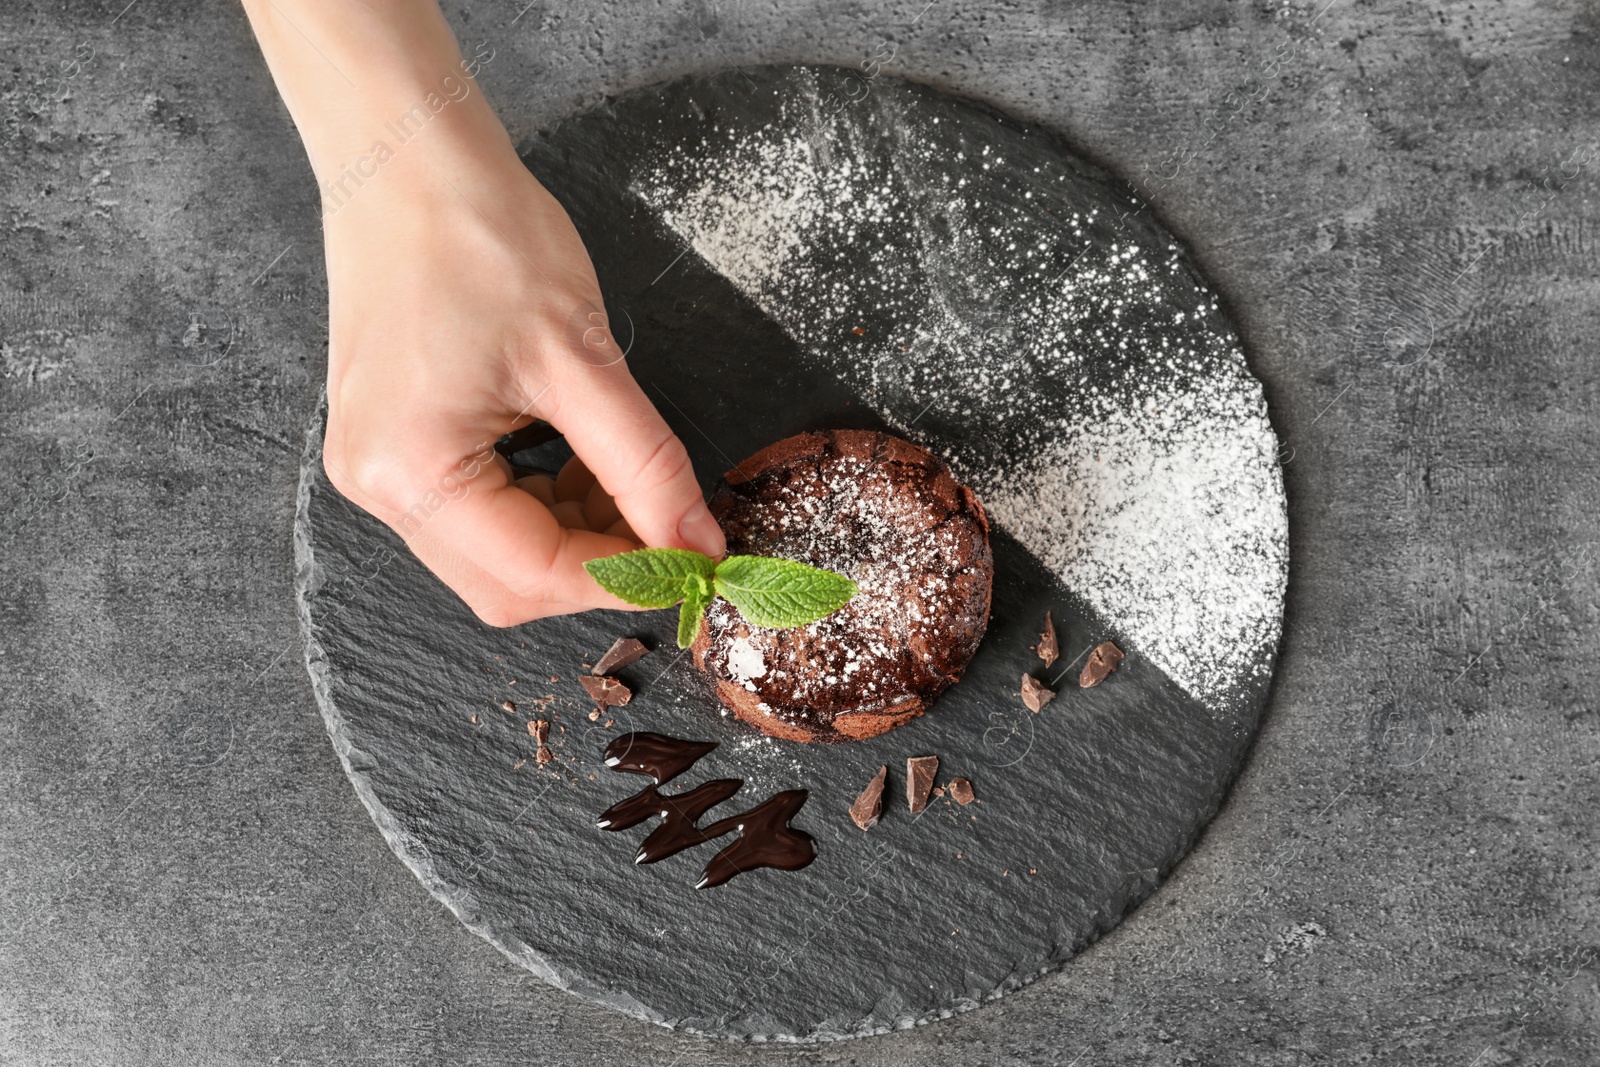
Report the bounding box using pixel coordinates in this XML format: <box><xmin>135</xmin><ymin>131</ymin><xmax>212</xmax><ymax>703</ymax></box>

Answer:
<box><xmin>850</xmin><ymin>764</ymin><xmax>887</xmax><ymax>831</ymax></box>
<box><xmin>907</xmin><ymin>755</ymin><xmax>939</xmax><ymax>814</ymax></box>
<box><xmin>592</xmin><ymin>637</ymin><xmax>649</xmax><ymax>676</ymax></box>
<box><xmin>603</xmin><ymin>719</ymin><xmax>613</xmax><ymax>728</ymax></box>
<box><xmin>535</xmin><ymin>745</ymin><xmax>553</xmax><ymax>765</ymax></box>
<box><xmin>1034</xmin><ymin>612</ymin><xmax>1059</xmax><ymax>667</ymax></box>
<box><xmin>528</xmin><ymin>719</ymin><xmax>550</xmax><ymax>744</ymax></box>
<box><xmin>948</xmin><ymin>777</ymin><xmax>976</xmax><ymax>806</ymax></box>
<box><xmin>549</xmin><ymin>675</ymin><xmax>559</xmax><ymax>683</ymax></box>
<box><xmin>579</xmin><ymin>675</ymin><xmax>632</xmax><ymax>708</ymax></box>
<box><xmin>469</xmin><ymin>714</ymin><xmax>479</xmax><ymax>725</ymax></box>
<box><xmin>500</xmin><ymin>700</ymin><xmax>517</xmax><ymax>713</ymax></box>
<box><xmin>851</xmin><ymin>325</ymin><xmax>866</xmax><ymax>335</ymax></box>
<box><xmin>587</xmin><ymin>709</ymin><xmax>601</xmax><ymax>722</ymax></box>
<box><xmin>932</xmin><ymin>785</ymin><xmax>946</xmax><ymax>798</ymax></box>
<box><xmin>1020</xmin><ymin>674</ymin><xmax>1055</xmax><ymax>713</ymax></box>
<box><xmin>1079</xmin><ymin>641</ymin><xmax>1125</xmax><ymax>688</ymax></box>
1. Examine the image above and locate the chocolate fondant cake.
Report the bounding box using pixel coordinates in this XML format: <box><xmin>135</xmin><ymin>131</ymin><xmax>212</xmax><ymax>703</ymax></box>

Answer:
<box><xmin>692</xmin><ymin>430</ymin><xmax>993</xmax><ymax>742</ymax></box>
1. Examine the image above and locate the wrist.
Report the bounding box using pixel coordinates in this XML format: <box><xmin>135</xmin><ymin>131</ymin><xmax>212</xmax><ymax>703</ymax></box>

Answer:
<box><xmin>308</xmin><ymin>58</ymin><xmax>521</xmax><ymax>219</ymax></box>
<box><xmin>242</xmin><ymin>0</ymin><xmax>512</xmax><ymax>199</ymax></box>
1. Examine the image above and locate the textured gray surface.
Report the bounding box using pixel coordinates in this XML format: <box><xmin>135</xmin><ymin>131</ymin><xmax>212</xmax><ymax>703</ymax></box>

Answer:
<box><xmin>295</xmin><ymin>66</ymin><xmax>1287</xmax><ymax>1040</ymax></box>
<box><xmin>2</xmin><ymin>0</ymin><xmax>1598</xmax><ymax>1064</ymax></box>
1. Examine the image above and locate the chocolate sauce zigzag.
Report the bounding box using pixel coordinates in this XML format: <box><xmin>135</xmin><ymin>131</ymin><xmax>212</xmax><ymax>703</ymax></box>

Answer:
<box><xmin>597</xmin><ymin>732</ymin><xmax>817</xmax><ymax>889</ymax></box>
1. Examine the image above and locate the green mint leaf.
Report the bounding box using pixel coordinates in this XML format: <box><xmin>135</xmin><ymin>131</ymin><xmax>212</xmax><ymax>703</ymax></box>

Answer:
<box><xmin>712</xmin><ymin>555</ymin><xmax>858</xmax><ymax>629</ymax></box>
<box><xmin>584</xmin><ymin>548</ymin><xmax>716</xmax><ymax>609</ymax></box>
<box><xmin>676</xmin><ymin>573</ymin><xmax>713</xmax><ymax>648</ymax></box>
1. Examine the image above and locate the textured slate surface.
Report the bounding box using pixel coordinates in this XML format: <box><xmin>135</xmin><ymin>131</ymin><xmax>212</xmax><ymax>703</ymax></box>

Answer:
<box><xmin>294</xmin><ymin>67</ymin><xmax>1284</xmax><ymax>1040</ymax></box>
<box><xmin>4</xmin><ymin>1</ymin><xmax>1599</xmax><ymax>1064</ymax></box>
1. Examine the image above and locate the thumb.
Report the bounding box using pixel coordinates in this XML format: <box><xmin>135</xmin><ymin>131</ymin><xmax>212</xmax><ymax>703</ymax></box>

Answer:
<box><xmin>546</xmin><ymin>362</ymin><xmax>726</xmax><ymax>560</ymax></box>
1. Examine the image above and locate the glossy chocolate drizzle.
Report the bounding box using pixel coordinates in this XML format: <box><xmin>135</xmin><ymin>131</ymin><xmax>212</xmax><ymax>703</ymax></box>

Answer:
<box><xmin>601</xmin><ymin>731</ymin><xmax>717</xmax><ymax>785</ymax></box>
<box><xmin>597</xmin><ymin>732</ymin><xmax>816</xmax><ymax>889</ymax></box>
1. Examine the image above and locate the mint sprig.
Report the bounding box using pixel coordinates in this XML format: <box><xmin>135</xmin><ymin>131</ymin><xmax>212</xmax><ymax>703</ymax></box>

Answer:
<box><xmin>677</xmin><ymin>572</ymin><xmax>714</xmax><ymax>648</ymax></box>
<box><xmin>583</xmin><ymin>548</ymin><xmax>859</xmax><ymax>649</ymax></box>
<box><xmin>713</xmin><ymin>555</ymin><xmax>861</xmax><ymax>629</ymax></box>
<box><xmin>581</xmin><ymin>548</ymin><xmax>715</xmax><ymax>609</ymax></box>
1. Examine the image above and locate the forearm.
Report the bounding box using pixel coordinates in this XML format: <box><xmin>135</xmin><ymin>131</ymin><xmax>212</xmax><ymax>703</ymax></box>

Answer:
<box><xmin>240</xmin><ymin>0</ymin><xmax>508</xmax><ymax>193</ymax></box>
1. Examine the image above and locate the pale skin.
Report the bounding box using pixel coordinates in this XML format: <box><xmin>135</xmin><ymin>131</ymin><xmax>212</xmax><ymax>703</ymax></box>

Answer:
<box><xmin>241</xmin><ymin>0</ymin><xmax>725</xmax><ymax>625</ymax></box>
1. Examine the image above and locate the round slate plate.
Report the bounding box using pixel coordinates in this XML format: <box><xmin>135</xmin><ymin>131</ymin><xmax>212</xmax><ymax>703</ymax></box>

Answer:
<box><xmin>294</xmin><ymin>66</ymin><xmax>1287</xmax><ymax>1042</ymax></box>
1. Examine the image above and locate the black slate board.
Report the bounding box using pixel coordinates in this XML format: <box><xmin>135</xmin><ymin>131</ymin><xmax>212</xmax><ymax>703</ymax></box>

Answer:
<box><xmin>294</xmin><ymin>65</ymin><xmax>1286</xmax><ymax>1041</ymax></box>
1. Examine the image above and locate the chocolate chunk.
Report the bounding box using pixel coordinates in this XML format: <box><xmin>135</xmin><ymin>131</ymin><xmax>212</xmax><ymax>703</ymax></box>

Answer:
<box><xmin>579</xmin><ymin>675</ymin><xmax>632</xmax><ymax>708</ymax></box>
<box><xmin>850</xmin><ymin>764</ymin><xmax>887</xmax><ymax>831</ymax></box>
<box><xmin>592</xmin><ymin>637</ymin><xmax>649</xmax><ymax>676</ymax></box>
<box><xmin>500</xmin><ymin>700</ymin><xmax>517</xmax><ymax>713</ymax></box>
<box><xmin>1020</xmin><ymin>673</ymin><xmax>1055</xmax><ymax>713</ymax></box>
<box><xmin>1079</xmin><ymin>641</ymin><xmax>1125</xmax><ymax>688</ymax></box>
<box><xmin>535</xmin><ymin>745</ymin><xmax>553</xmax><ymax>765</ymax></box>
<box><xmin>948</xmin><ymin>777</ymin><xmax>975</xmax><ymax>806</ymax></box>
<box><xmin>1034</xmin><ymin>612</ymin><xmax>1059</xmax><ymax>668</ymax></box>
<box><xmin>528</xmin><ymin>719</ymin><xmax>550</xmax><ymax>743</ymax></box>
<box><xmin>907</xmin><ymin>755</ymin><xmax>939</xmax><ymax>814</ymax></box>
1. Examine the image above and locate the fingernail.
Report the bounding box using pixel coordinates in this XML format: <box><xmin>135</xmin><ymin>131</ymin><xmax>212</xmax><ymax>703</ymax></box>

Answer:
<box><xmin>678</xmin><ymin>505</ymin><xmax>726</xmax><ymax>558</ymax></box>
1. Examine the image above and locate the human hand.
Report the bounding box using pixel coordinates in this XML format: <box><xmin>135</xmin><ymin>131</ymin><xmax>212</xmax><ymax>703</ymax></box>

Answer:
<box><xmin>319</xmin><ymin>151</ymin><xmax>726</xmax><ymax>626</ymax></box>
<box><xmin>243</xmin><ymin>0</ymin><xmax>725</xmax><ymax>625</ymax></box>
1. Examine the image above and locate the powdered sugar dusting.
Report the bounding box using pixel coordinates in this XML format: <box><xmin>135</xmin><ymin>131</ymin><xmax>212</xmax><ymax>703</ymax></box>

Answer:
<box><xmin>985</xmin><ymin>406</ymin><xmax>1284</xmax><ymax>701</ymax></box>
<box><xmin>724</xmin><ymin>636</ymin><xmax>767</xmax><ymax>683</ymax></box>
<box><xmin>636</xmin><ymin>75</ymin><xmax>1286</xmax><ymax>710</ymax></box>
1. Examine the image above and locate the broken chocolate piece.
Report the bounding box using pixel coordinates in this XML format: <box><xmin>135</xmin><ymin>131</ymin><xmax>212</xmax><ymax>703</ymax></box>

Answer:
<box><xmin>907</xmin><ymin>755</ymin><xmax>938</xmax><ymax>814</ymax></box>
<box><xmin>1034</xmin><ymin>612</ymin><xmax>1059</xmax><ymax>668</ymax></box>
<box><xmin>948</xmin><ymin>777</ymin><xmax>975</xmax><ymax>806</ymax></box>
<box><xmin>579</xmin><ymin>675</ymin><xmax>632</xmax><ymax>708</ymax></box>
<box><xmin>528</xmin><ymin>719</ymin><xmax>550</xmax><ymax>744</ymax></box>
<box><xmin>850</xmin><ymin>765</ymin><xmax>887</xmax><ymax>831</ymax></box>
<box><xmin>501</xmin><ymin>700</ymin><xmax>517</xmax><ymax>713</ymax></box>
<box><xmin>1079</xmin><ymin>641</ymin><xmax>1125</xmax><ymax>688</ymax></box>
<box><xmin>592</xmin><ymin>637</ymin><xmax>649</xmax><ymax>676</ymax></box>
<box><xmin>535</xmin><ymin>745</ymin><xmax>553</xmax><ymax>765</ymax></box>
<box><xmin>1020</xmin><ymin>674</ymin><xmax>1055</xmax><ymax>713</ymax></box>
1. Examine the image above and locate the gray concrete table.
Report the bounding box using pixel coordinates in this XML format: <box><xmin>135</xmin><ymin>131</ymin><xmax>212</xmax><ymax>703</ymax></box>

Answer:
<box><xmin>3</xmin><ymin>1</ymin><xmax>1597</xmax><ymax>1064</ymax></box>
